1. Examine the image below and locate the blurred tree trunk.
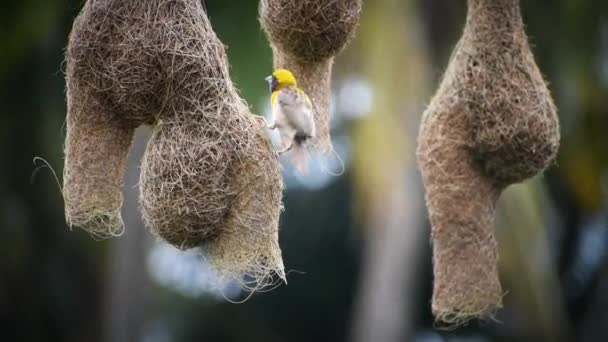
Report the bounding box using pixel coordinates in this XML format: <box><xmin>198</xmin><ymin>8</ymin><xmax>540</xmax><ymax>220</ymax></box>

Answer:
<box><xmin>349</xmin><ymin>0</ymin><xmax>430</xmax><ymax>340</ymax></box>
<box><xmin>103</xmin><ymin>128</ymin><xmax>153</xmax><ymax>342</ymax></box>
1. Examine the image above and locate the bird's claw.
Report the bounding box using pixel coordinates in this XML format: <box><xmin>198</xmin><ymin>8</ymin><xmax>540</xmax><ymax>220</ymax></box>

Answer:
<box><xmin>277</xmin><ymin>143</ymin><xmax>294</xmax><ymax>155</ymax></box>
<box><xmin>264</xmin><ymin>118</ymin><xmax>277</xmax><ymax>130</ymax></box>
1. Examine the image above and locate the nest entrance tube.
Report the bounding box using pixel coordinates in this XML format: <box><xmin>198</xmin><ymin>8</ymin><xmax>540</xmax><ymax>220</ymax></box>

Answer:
<box><xmin>260</xmin><ymin>0</ymin><xmax>362</xmax><ymax>154</ymax></box>
<box><xmin>416</xmin><ymin>0</ymin><xmax>560</xmax><ymax>326</ymax></box>
<box><xmin>63</xmin><ymin>100</ymin><xmax>135</xmax><ymax>238</ymax></box>
<box><xmin>64</xmin><ymin>0</ymin><xmax>285</xmax><ymax>290</ymax></box>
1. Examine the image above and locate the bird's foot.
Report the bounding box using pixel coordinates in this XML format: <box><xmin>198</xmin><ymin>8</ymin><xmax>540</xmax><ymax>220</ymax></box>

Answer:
<box><xmin>264</xmin><ymin>118</ymin><xmax>277</xmax><ymax>130</ymax></box>
<box><xmin>277</xmin><ymin>143</ymin><xmax>294</xmax><ymax>155</ymax></box>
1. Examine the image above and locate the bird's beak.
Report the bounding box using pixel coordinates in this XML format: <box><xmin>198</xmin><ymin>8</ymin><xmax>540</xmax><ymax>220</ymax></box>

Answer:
<box><xmin>265</xmin><ymin>75</ymin><xmax>274</xmax><ymax>92</ymax></box>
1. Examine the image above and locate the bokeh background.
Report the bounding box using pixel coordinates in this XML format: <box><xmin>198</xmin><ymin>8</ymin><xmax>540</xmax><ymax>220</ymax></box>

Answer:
<box><xmin>2</xmin><ymin>0</ymin><xmax>608</xmax><ymax>341</ymax></box>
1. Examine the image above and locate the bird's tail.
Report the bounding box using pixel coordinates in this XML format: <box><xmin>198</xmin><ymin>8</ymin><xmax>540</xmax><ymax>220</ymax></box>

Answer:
<box><xmin>288</xmin><ymin>144</ymin><xmax>309</xmax><ymax>175</ymax></box>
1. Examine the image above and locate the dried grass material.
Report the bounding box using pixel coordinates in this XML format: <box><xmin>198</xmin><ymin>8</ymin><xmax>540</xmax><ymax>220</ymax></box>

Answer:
<box><xmin>64</xmin><ymin>0</ymin><xmax>285</xmax><ymax>286</ymax></box>
<box><xmin>417</xmin><ymin>0</ymin><xmax>559</xmax><ymax>326</ymax></box>
<box><xmin>260</xmin><ymin>0</ymin><xmax>362</xmax><ymax>153</ymax></box>
<box><xmin>63</xmin><ymin>79</ymin><xmax>136</xmax><ymax>238</ymax></box>
<box><xmin>204</xmin><ymin>143</ymin><xmax>285</xmax><ymax>288</ymax></box>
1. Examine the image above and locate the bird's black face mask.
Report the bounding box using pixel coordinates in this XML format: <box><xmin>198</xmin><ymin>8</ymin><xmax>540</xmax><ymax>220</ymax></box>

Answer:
<box><xmin>265</xmin><ymin>75</ymin><xmax>278</xmax><ymax>92</ymax></box>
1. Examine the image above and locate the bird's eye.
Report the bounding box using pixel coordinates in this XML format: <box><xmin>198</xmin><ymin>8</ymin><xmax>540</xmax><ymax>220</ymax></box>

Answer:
<box><xmin>271</xmin><ymin>77</ymin><xmax>278</xmax><ymax>92</ymax></box>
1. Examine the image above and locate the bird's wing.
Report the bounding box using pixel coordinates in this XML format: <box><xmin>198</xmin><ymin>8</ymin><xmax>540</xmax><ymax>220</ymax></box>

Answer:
<box><xmin>277</xmin><ymin>88</ymin><xmax>315</xmax><ymax>137</ymax></box>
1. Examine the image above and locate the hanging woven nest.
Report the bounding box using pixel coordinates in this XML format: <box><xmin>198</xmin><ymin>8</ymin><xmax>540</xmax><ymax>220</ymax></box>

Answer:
<box><xmin>416</xmin><ymin>0</ymin><xmax>560</xmax><ymax>326</ymax></box>
<box><xmin>260</xmin><ymin>0</ymin><xmax>362</xmax><ymax>154</ymax></box>
<box><xmin>64</xmin><ymin>0</ymin><xmax>285</xmax><ymax>288</ymax></box>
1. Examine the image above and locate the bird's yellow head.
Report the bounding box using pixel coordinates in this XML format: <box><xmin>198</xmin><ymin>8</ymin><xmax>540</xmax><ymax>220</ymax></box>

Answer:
<box><xmin>265</xmin><ymin>69</ymin><xmax>297</xmax><ymax>92</ymax></box>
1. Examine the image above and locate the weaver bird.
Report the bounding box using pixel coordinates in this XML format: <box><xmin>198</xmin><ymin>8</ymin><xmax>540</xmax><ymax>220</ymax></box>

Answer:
<box><xmin>266</xmin><ymin>69</ymin><xmax>315</xmax><ymax>175</ymax></box>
